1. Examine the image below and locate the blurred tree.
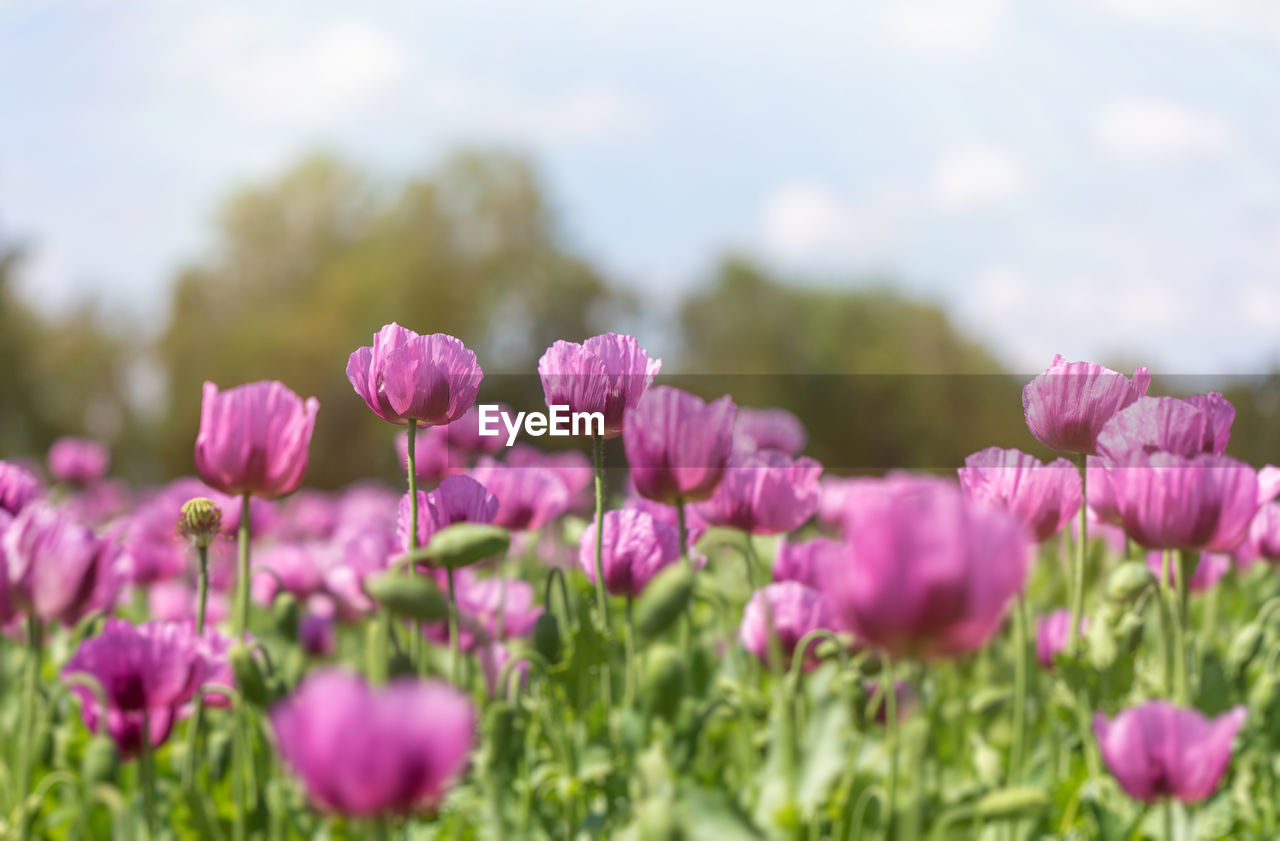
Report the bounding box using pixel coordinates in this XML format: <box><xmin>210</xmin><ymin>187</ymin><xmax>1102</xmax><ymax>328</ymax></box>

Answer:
<box><xmin>0</xmin><ymin>245</ymin><xmax>145</xmax><ymax>476</ymax></box>
<box><xmin>676</xmin><ymin>257</ymin><xmax>1051</xmax><ymax>472</ymax></box>
<box><xmin>155</xmin><ymin>150</ymin><xmax>629</xmax><ymax>487</ymax></box>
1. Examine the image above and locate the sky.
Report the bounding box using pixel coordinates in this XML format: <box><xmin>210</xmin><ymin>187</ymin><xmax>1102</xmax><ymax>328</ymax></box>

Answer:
<box><xmin>2</xmin><ymin>0</ymin><xmax>1280</xmax><ymax>373</ymax></box>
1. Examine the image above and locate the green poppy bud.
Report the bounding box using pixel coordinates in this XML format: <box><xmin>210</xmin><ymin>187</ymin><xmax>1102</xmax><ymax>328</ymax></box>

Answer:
<box><xmin>364</xmin><ymin>573</ymin><xmax>449</xmax><ymax>621</ymax></box>
<box><xmin>1106</xmin><ymin>561</ymin><xmax>1154</xmax><ymax>603</ymax></box>
<box><xmin>230</xmin><ymin>643</ymin><xmax>272</xmax><ymax>707</ymax></box>
<box><xmin>533</xmin><ymin>612</ymin><xmax>563</xmax><ymax>665</ymax></box>
<box><xmin>271</xmin><ymin>592</ymin><xmax>300</xmax><ymax>641</ymax></box>
<box><xmin>645</xmin><ymin>645</ymin><xmax>687</xmax><ymax>721</ymax></box>
<box><xmin>177</xmin><ymin>497</ymin><xmax>223</xmax><ymax>549</ymax></box>
<box><xmin>635</xmin><ymin>566</ymin><xmax>695</xmax><ymax>641</ymax></box>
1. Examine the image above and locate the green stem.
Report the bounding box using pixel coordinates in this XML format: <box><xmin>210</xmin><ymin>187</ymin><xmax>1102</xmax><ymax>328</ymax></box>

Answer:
<box><xmin>447</xmin><ymin>567</ymin><xmax>461</xmax><ymax>687</ymax></box>
<box><xmin>1010</xmin><ymin>597</ymin><xmax>1028</xmax><ymax>785</ymax></box>
<box><xmin>884</xmin><ymin>658</ymin><xmax>899</xmax><ymax>840</ymax></box>
<box><xmin>182</xmin><ymin>697</ymin><xmax>207</xmax><ymax>790</ymax></box>
<box><xmin>591</xmin><ymin>435</ymin><xmax>610</xmax><ymax>627</ymax></box>
<box><xmin>1164</xmin><ymin>799</ymin><xmax>1174</xmax><ymax>841</ymax></box>
<box><xmin>741</xmin><ymin>533</ymin><xmax>759</xmax><ymax>592</ymax></box>
<box><xmin>676</xmin><ymin>496</ymin><xmax>690</xmax><ymax>566</ymax></box>
<box><xmin>406</xmin><ymin>419</ymin><xmax>423</xmax><ymax>672</ymax></box>
<box><xmin>17</xmin><ymin>616</ymin><xmax>42</xmax><ymax>833</ymax></box>
<box><xmin>234</xmin><ymin>493</ymin><xmax>251</xmax><ymax>641</ymax></box>
<box><xmin>139</xmin><ymin>710</ymin><xmax>158</xmax><ymax>840</ymax></box>
<box><xmin>1069</xmin><ymin>454</ymin><xmax>1087</xmax><ymax>656</ymax></box>
<box><xmin>195</xmin><ymin>544</ymin><xmax>210</xmax><ymax>636</ymax></box>
<box><xmin>1166</xmin><ymin>549</ymin><xmax>1189</xmax><ymax>704</ymax></box>
<box><xmin>624</xmin><ymin>597</ymin><xmax>636</xmax><ymax>709</ymax></box>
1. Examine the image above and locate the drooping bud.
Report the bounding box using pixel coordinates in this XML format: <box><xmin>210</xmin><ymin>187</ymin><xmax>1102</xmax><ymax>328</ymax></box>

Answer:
<box><xmin>645</xmin><ymin>645</ymin><xmax>687</xmax><ymax>721</ymax></box>
<box><xmin>533</xmin><ymin>612</ymin><xmax>563</xmax><ymax>665</ymax></box>
<box><xmin>178</xmin><ymin>497</ymin><xmax>223</xmax><ymax>549</ymax></box>
<box><xmin>634</xmin><ymin>565</ymin><xmax>695</xmax><ymax>641</ymax></box>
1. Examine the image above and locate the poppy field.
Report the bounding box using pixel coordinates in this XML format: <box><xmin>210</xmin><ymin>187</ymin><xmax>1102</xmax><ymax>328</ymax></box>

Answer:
<box><xmin>2</xmin><ymin>328</ymin><xmax>1280</xmax><ymax>840</ymax></box>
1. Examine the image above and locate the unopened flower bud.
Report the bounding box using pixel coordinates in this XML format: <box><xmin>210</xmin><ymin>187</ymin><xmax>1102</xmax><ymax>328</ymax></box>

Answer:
<box><xmin>178</xmin><ymin>497</ymin><xmax>223</xmax><ymax>549</ymax></box>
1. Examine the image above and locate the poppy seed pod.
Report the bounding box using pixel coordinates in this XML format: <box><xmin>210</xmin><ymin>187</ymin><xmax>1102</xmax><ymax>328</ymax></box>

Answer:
<box><xmin>178</xmin><ymin>497</ymin><xmax>223</xmax><ymax>549</ymax></box>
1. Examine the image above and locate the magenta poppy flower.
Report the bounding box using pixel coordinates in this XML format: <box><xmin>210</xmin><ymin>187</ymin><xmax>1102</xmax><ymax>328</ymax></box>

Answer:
<box><xmin>398</xmin><ymin>475</ymin><xmax>500</xmax><ymax>550</ymax></box>
<box><xmin>0</xmin><ymin>461</ymin><xmax>41</xmax><ymax>515</ymax></box>
<box><xmin>252</xmin><ymin>541</ymin><xmax>328</xmax><ymax>604</ymax></box>
<box><xmin>445</xmin><ymin>403</ymin><xmax>509</xmax><ymax>455</ymax></box>
<box><xmin>300</xmin><ymin>611</ymin><xmax>336</xmax><ymax>657</ymax></box>
<box><xmin>623</xmin><ymin>386</ymin><xmax>736</xmax><ymax>504</ymax></box>
<box><xmin>47</xmin><ymin>437</ymin><xmax>110</xmax><ymax>485</ymax></box>
<box><xmin>1022</xmin><ymin>355</ymin><xmax>1151</xmax><ymax>455</ymax></box>
<box><xmin>468</xmin><ymin>459</ymin><xmax>570</xmax><ymax>531</ymax></box>
<box><xmin>958</xmin><ymin>447</ymin><xmax>1083</xmax><ymax>542</ymax></box>
<box><xmin>739</xmin><ymin>582</ymin><xmax>835</xmax><ymax>670</ymax></box>
<box><xmin>772</xmin><ymin>537</ymin><xmax>843</xmax><ymax>589</ymax></box>
<box><xmin>1094</xmin><ymin>702</ymin><xmax>1246</xmax><ymax>803</ymax></box>
<box><xmin>425</xmin><ymin>571</ymin><xmax>541</xmax><ymax>651</ymax></box>
<box><xmin>194</xmin><ymin>381</ymin><xmax>319</xmax><ymax>499</ymax></box>
<box><xmin>1244</xmin><ymin>501</ymin><xmax>1280</xmax><ymax>562</ymax></box>
<box><xmin>2</xmin><ymin>502</ymin><xmax>119</xmax><ymax>625</ymax></box>
<box><xmin>63</xmin><ymin>619</ymin><xmax>215</xmax><ymax>756</ymax></box>
<box><xmin>149</xmin><ymin>580</ymin><xmax>231</xmax><ymax>626</ymax></box>
<box><xmin>505</xmin><ymin>445</ymin><xmax>594</xmax><ymax>508</ymax></box>
<box><xmin>334</xmin><ymin>484</ymin><xmax>400</xmax><ymax>538</ymax></box>
<box><xmin>1145</xmin><ymin>551</ymin><xmax>1231</xmax><ymax>593</ymax></box>
<box><xmin>820</xmin><ymin>477</ymin><xmax>1032</xmax><ymax>659</ymax></box>
<box><xmin>271</xmin><ymin>669</ymin><xmax>475</xmax><ymax>817</ymax></box>
<box><xmin>346</xmin><ymin>324</ymin><xmax>483</xmax><ymax>427</ymax></box>
<box><xmin>1102</xmin><ymin>452</ymin><xmax>1275</xmax><ymax>552</ymax></box>
<box><xmin>279</xmin><ymin>490</ymin><xmax>340</xmax><ymax>541</ymax></box>
<box><xmin>815</xmin><ymin>476</ymin><xmax>881</xmax><ymax>534</ymax></box>
<box><xmin>538</xmin><ymin>333</ymin><xmax>661</xmax><ymax>437</ymax></box>
<box><xmin>577</xmin><ymin>509</ymin><xmax>682</xmax><ymax>597</ymax></box>
<box><xmin>395</xmin><ymin>426</ymin><xmax>454</xmax><ymax>487</ymax></box>
<box><xmin>1096</xmin><ymin>394</ymin><xmax>1235</xmax><ymax>462</ymax></box>
<box><xmin>733</xmin><ymin>406</ymin><xmax>807</xmax><ymax>456</ymax></box>
<box><xmin>622</xmin><ymin>494</ymin><xmax>708</xmax><ymax>550</ymax></box>
<box><xmin>1035</xmin><ymin>609</ymin><xmax>1087</xmax><ymax>669</ymax></box>
<box><xmin>322</xmin><ymin>527</ymin><xmax>398</xmax><ymax>618</ymax></box>
<box><xmin>694</xmin><ymin>451</ymin><xmax>822</xmax><ymax>535</ymax></box>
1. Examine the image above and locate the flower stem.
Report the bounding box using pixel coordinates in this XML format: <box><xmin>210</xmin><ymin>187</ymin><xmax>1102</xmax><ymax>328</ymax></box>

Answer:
<box><xmin>1166</xmin><ymin>549</ymin><xmax>1189</xmax><ymax>704</ymax></box>
<box><xmin>195</xmin><ymin>544</ymin><xmax>210</xmax><ymax>635</ymax></box>
<box><xmin>624</xmin><ymin>596</ymin><xmax>636</xmax><ymax>709</ymax></box>
<box><xmin>1070</xmin><ymin>454</ymin><xmax>1088</xmax><ymax>656</ymax></box>
<box><xmin>406</xmin><ymin>419</ymin><xmax>423</xmax><ymax>672</ymax></box>
<box><xmin>676</xmin><ymin>496</ymin><xmax>690</xmax><ymax>567</ymax></box>
<box><xmin>234</xmin><ymin>493</ymin><xmax>251</xmax><ymax>641</ymax></box>
<box><xmin>884</xmin><ymin>658</ymin><xmax>899</xmax><ymax>840</ymax></box>
<box><xmin>591</xmin><ymin>435</ymin><xmax>610</xmax><ymax>628</ymax></box>
<box><xmin>139</xmin><ymin>710</ymin><xmax>158</xmax><ymax>840</ymax></box>
<box><xmin>17</xmin><ymin>616</ymin><xmax>42</xmax><ymax>823</ymax></box>
<box><xmin>1010</xmin><ymin>597</ymin><xmax>1029</xmax><ymax>785</ymax></box>
<box><xmin>447</xmin><ymin>567</ymin><xmax>461</xmax><ymax>687</ymax></box>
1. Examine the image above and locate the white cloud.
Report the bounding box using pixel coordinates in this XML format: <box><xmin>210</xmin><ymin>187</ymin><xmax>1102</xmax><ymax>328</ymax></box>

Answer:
<box><xmin>930</xmin><ymin>147</ymin><xmax>1030</xmax><ymax>211</ymax></box>
<box><xmin>1085</xmin><ymin>0</ymin><xmax>1280</xmax><ymax>38</ymax></box>
<box><xmin>1092</xmin><ymin>99</ymin><xmax>1237</xmax><ymax>163</ymax></box>
<box><xmin>758</xmin><ymin>182</ymin><xmax>885</xmax><ymax>262</ymax></box>
<box><xmin>419</xmin><ymin>81</ymin><xmax>658</xmax><ymax>148</ymax></box>
<box><xmin>208</xmin><ymin>20</ymin><xmax>411</xmax><ymax>124</ymax></box>
<box><xmin>886</xmin><ymin>0</ymin><xmax>1007</xmax><ymax>59</ymax></box>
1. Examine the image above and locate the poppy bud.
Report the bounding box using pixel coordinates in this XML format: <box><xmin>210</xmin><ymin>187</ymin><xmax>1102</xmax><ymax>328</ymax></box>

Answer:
<box><xmin>485</xmin><ymin>702</ymin><xmax>521</xmax><ymax>768</ymax></box>
<box><xmin>271</xmin><ymin>592</ymin><xmax>299</xmax><ymax>641</ymax></box>
<box><xmin>533</xmin><ymin>612</ymin><xmax>563</xmax><ymax>665</ymax></box>
<box><xmin>635</xmin><ymin>566</ymin><xmax>695</xmax><ymax>640</ymax></box>
<box><xmin>364</xmin><ymin>573</ymin><xmax>448</xmax><ymax>621</ymax></box>
<box><xmin>1228</xmin><ymin>623</ymin><xmax>1265</xmax><ymax>677</ymax></box>
<box><xmin>230</xmin><ymin>643</ymin><xmax>272</xmax><ymax>707</ymax></box>
<box><xmin>178</xmin><ymin>497</ymin><xmax>223</xmax><ymax>549</ymax></box>
<box><xmin>422</xmin><ymin>523</ymin><xmax>510</xmax><ymax>570</ymax></box>
<box><xmin>975</xmin><ymin>787</ymin><xmax>1051</xmax><ymax>821</ymax></box>
<box><xmin>645</xmin><ymin>645</ymin><xmax>686</xmax><ymax>721</ymax></box>
<box><xmin>1106</xmin><ymin>562</ymin><xmax>1154</xmax><ymax>603</ymax></box>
